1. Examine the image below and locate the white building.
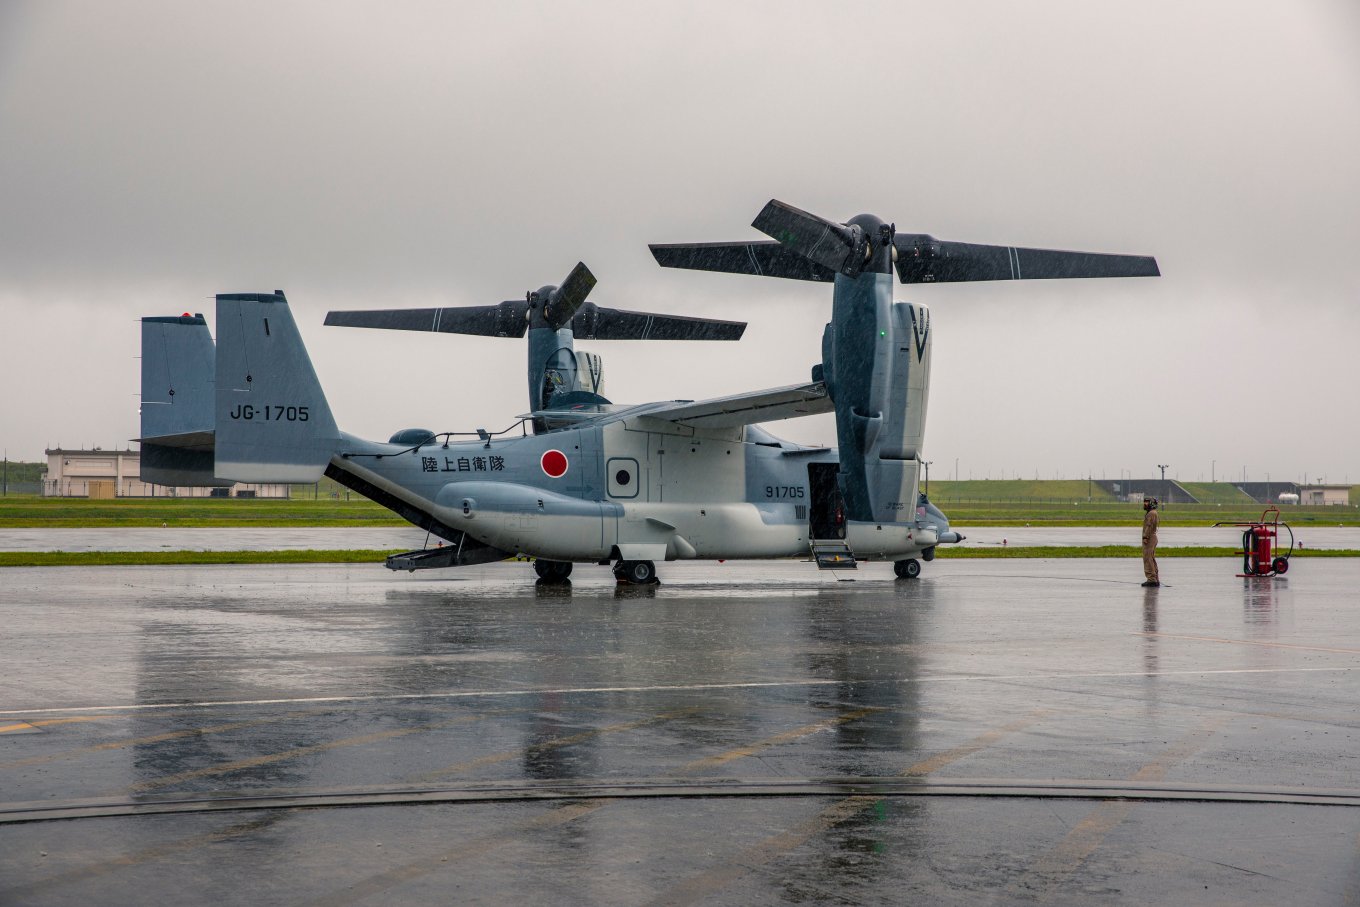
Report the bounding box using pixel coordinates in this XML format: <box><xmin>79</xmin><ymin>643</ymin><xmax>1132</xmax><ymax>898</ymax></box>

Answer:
<box><xmin>1298</xmin><ymin>484</ymin><xmax>1351</xmax><ymax>507</ymax></box>
<box><xmin>43</xmin><ymin>448</ymin><xmax>289</xmax><ymax>498</ymax></box>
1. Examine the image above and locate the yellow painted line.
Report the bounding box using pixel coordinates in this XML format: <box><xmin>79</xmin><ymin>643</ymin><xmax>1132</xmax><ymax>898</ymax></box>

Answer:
<box><xmin>1142</xmin><ymin>631</ymin><xmax>1360</xmax><ymax>656</ymax></box>
<box><xmin>1015</xmin><ymin>715</ymin><xmax>1232</xmax><ymax>898</ymax></box>
<box><xmin>0</xmin><ymin>710</ymin><xmax>326</xmax><ymax>771</ymax></box>
<box><xmin>646</xmin><ymin>712</ymin><xmax>1048</xmax><ymax>907</ymax></box>
<box><xmin>677</xmin><ymin>706</ymin><xmax>881</xmax><ymax>773</ymax></box>
<box><xmin>0</xmin><ymin>716</ymin><xmax>103</xmax><ymax>734</ymax></box>
<box><xmin>124</xmin><ymin>714</ymin><xmax>487</xmax><ymax>794</ymax></box>
<box><xmin>417</xmin><ymin>709</ymin><xmax>693</xmax><ymax>781</ymax></box>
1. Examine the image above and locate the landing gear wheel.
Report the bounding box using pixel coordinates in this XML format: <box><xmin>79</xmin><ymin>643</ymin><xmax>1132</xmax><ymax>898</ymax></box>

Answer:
<box><xmin>533</xmin><ymin>559</ymin><xmax>573</xmax><ymax>582</ymax></box>
<box><xmin>616</xmin><ymin>560</ymin><xmax>657</xmax><ymax>585</ymax></box>
<box><xmin>1271</xmin><ymin>556</ymin><xmax>1289</xmax><ymax>575</ymax></box>
<box><xmin>894</xmin><ymin>558</ymin><xmax>921</xmax><ymax>580</ymax></box>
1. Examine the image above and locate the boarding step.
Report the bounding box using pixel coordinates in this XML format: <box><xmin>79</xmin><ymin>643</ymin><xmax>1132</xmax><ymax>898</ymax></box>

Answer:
<box><xmin>810</xmin><ymin>539</ymin><xmax>857</xmax><ymax>570</ymax></box>
<box><xmin>386</xmin><ymin>546</ymin><xmax>461</xmax><ymax>572</ymax></box>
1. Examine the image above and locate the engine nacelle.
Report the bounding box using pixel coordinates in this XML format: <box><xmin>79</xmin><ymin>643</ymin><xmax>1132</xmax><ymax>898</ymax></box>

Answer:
<box><xmin>822</xmin><ymin>269</ymin><xmax>933</xmax><ymax>522</ymax></box>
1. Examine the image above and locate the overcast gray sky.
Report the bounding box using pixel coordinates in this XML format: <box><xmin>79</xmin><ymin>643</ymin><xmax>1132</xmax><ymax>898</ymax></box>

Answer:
<box><xmin>2</xmin><ymin>0</ymin><xmax>1357</xmax><ymax>483</ymax></box>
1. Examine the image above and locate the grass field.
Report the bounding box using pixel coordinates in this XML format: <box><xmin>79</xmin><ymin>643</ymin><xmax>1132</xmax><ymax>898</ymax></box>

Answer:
<box><xmin>923</xmin><ymin>481</ymin><xmax>1359</xmax><ymax>525</ymax></box>
<box><xmin>927</xmin><ymin>479</ymin><xmax>1116</xmax><ymax>503</ymax></box>
<box><xmin>1177</xmin><ymin>481</ymin><xmax>1257</xmax><ymax>504</ymax></box>
<box><xmin>3</xmin><ymin>480</ymin><xmax>1356</xmax><ymax>527</ymax></box>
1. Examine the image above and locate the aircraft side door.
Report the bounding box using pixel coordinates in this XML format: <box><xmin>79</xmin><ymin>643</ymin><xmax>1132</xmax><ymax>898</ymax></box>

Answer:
<box><xmin>807</xmin><ymin>462</ymin><xmax>846</xmax><ymax>539</ymax></box>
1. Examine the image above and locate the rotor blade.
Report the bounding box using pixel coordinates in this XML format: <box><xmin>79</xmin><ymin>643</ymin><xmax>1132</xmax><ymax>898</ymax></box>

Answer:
<box><xmin>544</xmin><ymin>261</ymin><xmax>597</xmax><ymax>330</ymax></box>
<box><xmin>324</xmin><ymin>301</ymin><xmax>528</xmax><ymax>338</ymax></box>
<box><xmin>894</xmin><ymin>235</ymin><xmax>1160</xmax><ymax>283</ymax></box>
<box><xmin>750</xmin><ymin>199</ymin><xmax>864</xmax><ymax>275</ymax></box>
<box><xmin>649</xmin><ymin>241</ymin><xmax>834</xmax><ymax>282</ymax></box>
<box><xmin>571</xmin><ymin>303</ymin><xmax>746</xmax><ymax>340</ymax></box>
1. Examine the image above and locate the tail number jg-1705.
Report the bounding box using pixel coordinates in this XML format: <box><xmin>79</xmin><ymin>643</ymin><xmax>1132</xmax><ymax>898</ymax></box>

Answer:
<box><xmin>229</xmin><ymin>404</ymin><xmax>310</xmax><ymax>421</ymax></box>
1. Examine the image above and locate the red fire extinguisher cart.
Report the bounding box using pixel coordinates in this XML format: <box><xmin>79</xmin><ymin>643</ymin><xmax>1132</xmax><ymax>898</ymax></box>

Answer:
<box><xmin>1213</xmin><ymin>507</ymin><xmax>1294</xmax><ymax>578</ymax></box>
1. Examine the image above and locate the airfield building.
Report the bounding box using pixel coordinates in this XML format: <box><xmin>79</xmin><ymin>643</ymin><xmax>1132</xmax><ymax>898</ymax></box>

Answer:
<box><xmin>43</xmin><ymin>448</ymin><xmax>288</xmax><ymax>498</ymax></box>
<box><xmin>1297</xmin><ymin>484</ymin><xmax>1352</xmax><ymax>506</ymax></box>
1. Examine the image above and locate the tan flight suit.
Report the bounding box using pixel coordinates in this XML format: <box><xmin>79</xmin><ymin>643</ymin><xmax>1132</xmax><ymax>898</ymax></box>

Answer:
<box><xmin>1142</xmin><ymin>507</ymin><xmax>1160</xmax><ymax>583</ymax></box>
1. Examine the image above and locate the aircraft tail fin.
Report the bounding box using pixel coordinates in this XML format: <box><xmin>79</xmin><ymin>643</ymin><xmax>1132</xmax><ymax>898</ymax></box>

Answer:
<box><xmin>214</xmin><ymin>292</ymin><xmax>341</xmax><ymax>482</ymax></box>
<box><xmin>138</xmin><ymin>314</ymin><xmax>228</xmax><ymax>486</ymax></box>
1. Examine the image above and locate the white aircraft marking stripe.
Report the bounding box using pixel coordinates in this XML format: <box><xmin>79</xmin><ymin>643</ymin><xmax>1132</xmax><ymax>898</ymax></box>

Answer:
<box><xmin>0</xmin><ymin>667</ymin><xmax>1350</xmax><ymax>717</ymax></box>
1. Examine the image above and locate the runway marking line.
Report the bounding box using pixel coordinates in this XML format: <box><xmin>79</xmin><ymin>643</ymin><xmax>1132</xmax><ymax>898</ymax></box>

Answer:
<box><xmin>645</xmin><ymin>711</ymin><xmax>1048</xmax><ymax>907</ymax></box>
<box><xmin>3</xmin><ymin>666</ymin><xmax>1351</xmax><ymax>718</ymax></box>
<box><xmin>1012</xmin><ymin>714</ymin><xmax>1233</xmax><ymax>900</ymax></box>
<box><xmin>120</xmin><ymin>713</ymin><xmax>489</xmax><ymax>794</ymax></box>
<box><xmin>1142</xmin><ymin>631</ymin><xmax>1360</xmax><ymax>656</ymax></box>
<box><xmin>0</xmin><ymin>710</ymin><xmax>327</xmax><ymax>771</ymax></box>
<box><xmin>0</xmin><ymin>716</ymin><xmax>103</xmax><ymax>735</ymax></box>
<box><xmin>415</xmin><ymin>708</ymin><xmax>696</xmax><ymax>781</ymax></box>
<box><xmin>676</xmin><ymin>706</ymin><xmax>882</xmax><ymax>774</ymax></box>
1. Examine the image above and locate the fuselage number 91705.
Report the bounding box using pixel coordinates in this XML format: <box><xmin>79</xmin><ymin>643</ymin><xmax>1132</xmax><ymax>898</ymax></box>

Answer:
<box><xmin>764</xmin><ymin>485</ymin><xmax>805</xmax><ymax>499</ymax></box>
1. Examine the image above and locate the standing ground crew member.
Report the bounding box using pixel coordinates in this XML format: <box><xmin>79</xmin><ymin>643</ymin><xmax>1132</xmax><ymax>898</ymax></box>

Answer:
<box><xmin>1141</xmin><ymin>496</ymin><xmax>1160</xmax><ymax>587</ymax></box>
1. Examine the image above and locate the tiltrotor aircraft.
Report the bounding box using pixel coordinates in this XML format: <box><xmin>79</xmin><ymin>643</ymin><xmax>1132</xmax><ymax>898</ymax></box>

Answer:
<box><xmin>137</xmin><ymin>200</ymin><xmax>1157</xmax><ymax>584</ymax></box>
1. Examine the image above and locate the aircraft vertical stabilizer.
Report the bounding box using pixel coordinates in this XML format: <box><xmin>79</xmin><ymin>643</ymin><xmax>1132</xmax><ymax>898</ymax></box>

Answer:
<box><xmin>138</xmin><ymin>314</ymin><xmax>227</xmax><ymax>486</ymax></box>
<box><xmin>214</xmin><ymin>292</ymin><xmax>341</xmax><ymax>483</ymax></box>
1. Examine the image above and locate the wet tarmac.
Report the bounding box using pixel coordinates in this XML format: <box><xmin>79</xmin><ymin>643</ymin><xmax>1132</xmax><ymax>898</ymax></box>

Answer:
<box><xmin>2</xmin><ymin>559</ymin><xmax>1358</xmax><ymax>905</ymax></box>
<box><xmin>0</xmin><ymin>526</ymin><xmax>432</xmax><ymax>552</ymax></box>
<box><xmin>4</xmin><ymin>524</ymin><xmax>1359</xmax><ymax>551</ymax></box>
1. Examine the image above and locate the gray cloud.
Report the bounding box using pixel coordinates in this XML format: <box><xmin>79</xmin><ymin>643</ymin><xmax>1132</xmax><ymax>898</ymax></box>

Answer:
<box><xmin>1</xmin><ymin>0</ymin><xmax>1356</xmax><ymax>483</ymax></box>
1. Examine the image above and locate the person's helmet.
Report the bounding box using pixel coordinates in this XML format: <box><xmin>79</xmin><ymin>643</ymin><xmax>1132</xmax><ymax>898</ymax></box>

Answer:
<box><xmin>1143</xmin><ymin>496</ymin><xmax>1158</xmax><ymax>510</ymax></box>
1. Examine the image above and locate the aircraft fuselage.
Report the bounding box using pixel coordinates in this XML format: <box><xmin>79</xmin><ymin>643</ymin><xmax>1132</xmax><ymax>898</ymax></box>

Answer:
<box><xmin>329</xmin><ymin>405</ymin><xmax>946</xmax><ymax>565</ymax></box>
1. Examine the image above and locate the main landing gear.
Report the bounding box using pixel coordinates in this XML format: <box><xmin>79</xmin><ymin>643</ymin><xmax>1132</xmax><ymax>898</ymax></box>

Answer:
<box><xmin>893</xmin><ymin>558</ymin><xmax>921</xmax><ymax>580</ymax></box>
<box><xmin>533</xmin><ymin>559</ymin><xmax>573</xmax><ymax>583</ymax></box>
<box><xmin>613</xmin><ymin>560</ymin><xmax>658</xmax><ymax>585</ymax></box>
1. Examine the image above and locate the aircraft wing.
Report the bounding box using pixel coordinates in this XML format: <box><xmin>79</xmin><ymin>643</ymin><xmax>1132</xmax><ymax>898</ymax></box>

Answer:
<box><xmin>645</xmin><ymin>381</ymin><xmax>832</xmax><ymax>428</ymax></box>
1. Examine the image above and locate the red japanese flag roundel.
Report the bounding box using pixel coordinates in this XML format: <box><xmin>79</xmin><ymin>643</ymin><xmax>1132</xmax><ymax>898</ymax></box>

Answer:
<box><xmin>540</xmin><ymin>449</ymin><xmax>568</xmax><ymax>478</ymax></box>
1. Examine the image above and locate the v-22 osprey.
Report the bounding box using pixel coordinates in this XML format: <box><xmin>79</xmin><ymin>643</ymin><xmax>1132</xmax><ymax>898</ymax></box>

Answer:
<box><xmin>137</xmin><ymin>200</ymin><xmax>1158</xmax><ymax>584</ymax></box>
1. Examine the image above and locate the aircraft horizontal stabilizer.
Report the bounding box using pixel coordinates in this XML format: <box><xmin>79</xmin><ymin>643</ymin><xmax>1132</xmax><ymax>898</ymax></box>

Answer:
<box><xmin>646</xmin><ymin>381</ymin><xmax>832</xmax><ymax>428</ymax></box>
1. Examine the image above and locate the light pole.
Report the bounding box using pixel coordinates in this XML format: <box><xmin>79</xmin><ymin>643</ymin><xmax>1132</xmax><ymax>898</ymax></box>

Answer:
<box><xmin>1158</xmin><ymin>464</ymin><xmax>1169</xmax><ymax>504</ymax></box>
<box><xmin>1211</xmin><ymin>459</ymin><xmax>1215</xmax><ymax>484</ymax></box>
<box><xmin>922</xmin><ymin>460</ymin><xmax>932</xmax><ymax>494</ymax></box>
